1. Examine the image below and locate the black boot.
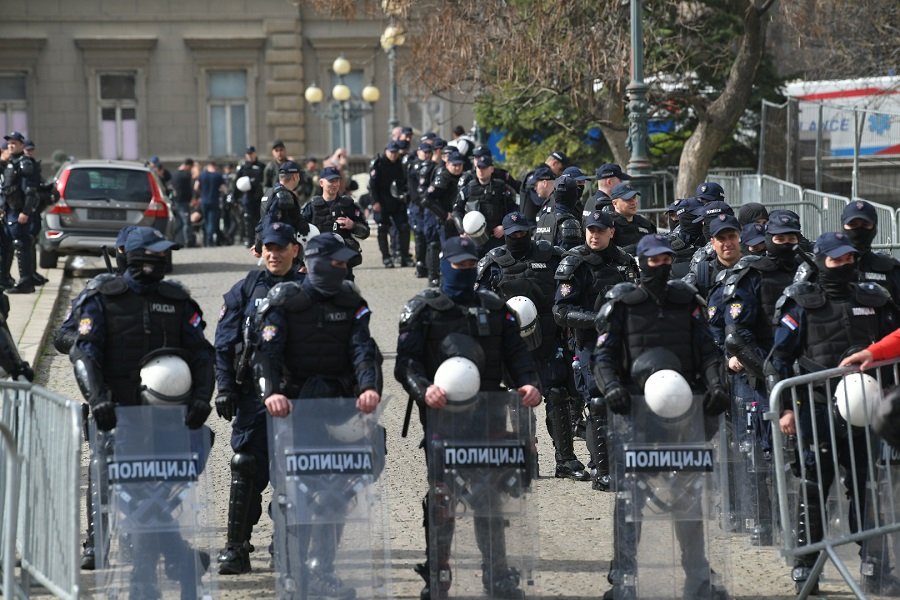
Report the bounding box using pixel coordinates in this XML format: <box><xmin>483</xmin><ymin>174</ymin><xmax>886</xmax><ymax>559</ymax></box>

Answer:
<box><xmin>217</xmin><ymin>454</ymin><xmax>256</xmax><ymax>575</ymax></box>
<box><xmin>586</xmin><ymin>402</ymin><xmax>612</xmax><ymax>491</ymax></box>
<box><xmin>426</xmin><ymin>242</ymin><xmax>441</xmax><ymax>287</ymax></box>
<box><xmin>8</xmin><ymin>244</ymin><xmax>35</xmax><ymax>294</ymax></box>
<box><xmin>547</xmin><ymin>389</ymin><xmax>590</xmax><ymax>481</ymax></box>
<box><xmin>791</xmin><ymin>483</ymin><xmax>823</xmax><ymax>595</ymax></box>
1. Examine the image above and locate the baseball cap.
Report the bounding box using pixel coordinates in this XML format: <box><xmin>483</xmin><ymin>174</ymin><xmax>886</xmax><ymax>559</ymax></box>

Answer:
<box><xmin>595</xmin><ymin>163</ymin><xmax>631</xmax><ymax>181</ymax></box>
<box><xmin>116</xmin><ymin>225</ymin><xmax>139</xmax><ymax>249</ymax></box>
<box><xmin>562</xmin><ymin>166</ymin><xmax>593</xmax><ymax>181</ymax></box>
<box><xmin>740</xmin><ymin>223</ymin><xmax>766</xmax><ymax>247</ymax></box>
<box><xmin>475</xmin><ymin>155</ymin><xmax>494</xmax><ymax>168</ymax></box>
<box><xmin>149</xmin><ymin>155</ymin><xmax>161</xmax><ymax>166</ymax></box>
<box><xmin>261</xmin><ymin>222</ymin><xmax>298</xmax><ymax>246</ymax></box>
<box><xmin>431</xmin><ymin>137</ymin><xmax>447</xmax><ymax>149</ymax></box>
<box><xmin>24</xmin><ymin>139</ymin><xmax>34</xmax><ymax>150</ymax></box>
<box><xmin>446</xmin><ymin>152</ymin><xmax>465</xmax><ymax>165</ymax></box>
<box><xmin>766</xmin><ymin>210</ymin><xmax>802</xmax><ymax>235</ymax></box>
<box><xmin>692</xmin><ymin>200</ymin><xmax>734</xmax><ymax>223</ymax></box>
<box><xmin>532</xmin><ymin>165</ymin><xmax>555</xmax><ymax>181</ymax></box>
<box><xmin>420</xmin><ymin>132</ymin><xmax>437</xmax><ymax>141</ymax></box>
<box><xmin>3</xmin><ymin>131</ymin><xmax>25</xmax><ymax>143</ymax></box>
<box><xmin>695</xmin><ymin>181</ymin><xmax>726</xmax><ymax>203</ymax></box>
<box><xmin>502</xmin><ymin>212</ymin><xmax>532</xmax><ymax>235</ymax></box>
<box><xmin>813</xmin><ymin>231</ymin><xmax>859</xmax><ymax>259</ymax></box>
<box><xmin>472</xmin><ymin>145</ymin><xmax>492</xmax><ymax>158</ymax></box>
<box><xmin>611</xmin><ymin>182</ymin><xmax>639</xmax><ymax>201</ymax></box>
<box><xmin>842</xmin><ymin>200</ymin><xmax>878</xmax><ymax>226</ymax></box>
<box><xmin>304</xmin><ymin>233</ymin><xmax>359</xmax><ymax>262</ymax></box>
<box><xmin>400</xmin><ymin>126</ymin><xmax>413</xmax><ymax>135</ymax></box>
<box><xmin>636</xmin><ymin>233</ymin><xmax>675</xmax><ymax>257</ymax></box>
<box><xmin>271</xmin><ymin>139</ymin><xmax>285</xmax><ymax>150</ymax></box>
<box><xmin>585</xmin><ymin>210</ymin><xmax>614</xmax><ymax>230</ymax></box>
<box><xmin>319</xmin><ymin>166</ymin><xmax>341</xmax><ymax>181</ymax></box>
<box><xmin>385</xmin><ymin>141</ymin><xmax>401</xmax><ymax>152</ymax></box>
<box><xmin>549</xmin><ymin>150</ymin><xmax>568</xmax><ymax>165</ymax></box>
<box><xmin>417</xmin><ymin>142</ymin><xmax>433</xmax><ymax>152</ymax></box>
<box><xmin>441</xmin><ymin>236</ymin><xmax>478</xmax><ymax>263</ymax></box>
<box><xmin>708</xmin><ymin>214</ymin><xmax>741</xmax><ymax>237</ymax></box>
<box><xmin>245</xmin><ymin>145</ymin><xmax>256</xmax><ymax>154</ymax></box>
<box><xmin>669</xmin><ymin>197</ymin><xmax>702</xmax><ymax>218</ymax></box>
<box><xmin>278</xmin><ymin>160</ymin><xmax>301</xmax><ymax>175</ymax></box>
<box><xmin>124</xmin><ymin>226</ymin><xmax>178</xmax><ymax>253</ymax></box>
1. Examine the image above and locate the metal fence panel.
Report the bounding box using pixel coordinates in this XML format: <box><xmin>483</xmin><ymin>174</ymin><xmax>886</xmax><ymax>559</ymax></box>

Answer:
<box><xmin>802</xmin><ymin>190</ymin><xmax>850</xmax><ymax>237</ymax></box>
<box><xmin>854</xmin><ymin>197</ymin><xmax>897</xmax><ymax>247</ymax></box>
<box><xmin>0</xmin><ymin>421</ymin><xmax>22</xmax><ymax>600</ymax></box>
<box><xmin>0</xmin><ymin>381</ymin><xmax>82</xmax><ymax>600</ymax></box>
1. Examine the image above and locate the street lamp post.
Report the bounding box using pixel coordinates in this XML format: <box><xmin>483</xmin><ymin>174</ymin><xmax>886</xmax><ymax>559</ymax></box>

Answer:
<box><xmin>381</xmin><ymin>25</ymin><xmax>406</xmax><ymax>137</ymax></box>
<box><xmin>626</xmin><ymin>0</ymin><xmax>652</xmax><ymax>179</ymax></box>
<box><xmin>304</xmin><ymin>56</ymin><xmax>380</xmax><ymax>151</ymax></box>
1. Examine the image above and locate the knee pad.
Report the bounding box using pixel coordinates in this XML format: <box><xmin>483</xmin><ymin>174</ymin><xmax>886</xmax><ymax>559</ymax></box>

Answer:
<box><xmin>231</xmin><ymin>452</ymin><xmax>257</xmax><ymax>477</ymax></box>
<box><xmin>589</xmin><ymin>396</ymin><xmax>607</xmax><ymax>419</ymax></box>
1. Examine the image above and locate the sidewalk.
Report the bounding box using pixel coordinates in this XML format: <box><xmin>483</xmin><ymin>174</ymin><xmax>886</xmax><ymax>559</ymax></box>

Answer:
<box><xmin>6</xmin><ymin>265</ymin><xmax>66</xmax><ymax>370</ymax></box>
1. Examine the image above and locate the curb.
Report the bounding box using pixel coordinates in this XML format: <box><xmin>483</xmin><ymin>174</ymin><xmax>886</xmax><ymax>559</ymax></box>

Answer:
<box><xmin>7</xmin><ymin>265</ymin><xmax>68</xmax><ymax>370</ymax></box>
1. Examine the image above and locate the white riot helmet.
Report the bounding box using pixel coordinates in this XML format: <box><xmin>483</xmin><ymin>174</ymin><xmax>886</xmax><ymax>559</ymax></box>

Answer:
<box><xmin>139</xmin><ymin>352</ymin><xmax>192</xmax><ymax>405</ymax></box>
<box><xmin>297</xmin><ymin>223</ymin><xmax>320</xmax><ymax>249</ymax></box>
<box><xmin>462</xmin><ymin>211</ymin><xmax>489</xmax><ymax>246</ymax></box>
<box><xmin>236</xmin><ymin>176</ymin><xmax>252</xmax><ymax>192</ymax></box>
<box><xmin>834</xmin><ymin>372</ymin><xmax>882</xmax><ymax>427</ymax></box>
<box><xmin>644</xmin><ymin>369</ymin><xmax>693</xmax><ymax>420</ymax></box>
<box><xmin>433</xmin><ymin>356</ymin><xmax>481</xmax><ymax>412</ymax></box>
<box><xmin>506</xmin><ymin>296</ymin><xmax>542</xmax><ymax>351</ymax></box>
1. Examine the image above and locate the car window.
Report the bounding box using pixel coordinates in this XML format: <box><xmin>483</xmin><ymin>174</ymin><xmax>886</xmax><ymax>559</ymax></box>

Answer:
<box><xmin>65</xmin><ymin>168</ymin><xmax>151</xmax><ymax>203</ymax></box>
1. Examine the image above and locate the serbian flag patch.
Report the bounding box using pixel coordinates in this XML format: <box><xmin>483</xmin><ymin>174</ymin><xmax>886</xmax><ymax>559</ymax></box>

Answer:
<box><xmin>780</xmin><ymin>314</ymin><xmax>799</xmax><ymax>331</ymax></box>
<box><xmin>189</xmin><ymin>312</ymin><xmax>202</xmax><ymax>328</ymax></box>
<box><xmin>355</xmin><ymin>305</ymin><xmax>371</xmax><ymax>320</ymax></box>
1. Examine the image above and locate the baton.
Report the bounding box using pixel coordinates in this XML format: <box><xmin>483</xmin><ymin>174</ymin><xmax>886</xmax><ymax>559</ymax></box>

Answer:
<box><xmin>101</xmin><ymin>245</ymin><xmax>113</xmax><ymax>274</ymax></box>
<box><xmin>401</xmin><ymin>395</ymin><xmax>414</xmax><ymax>438</ymax></box>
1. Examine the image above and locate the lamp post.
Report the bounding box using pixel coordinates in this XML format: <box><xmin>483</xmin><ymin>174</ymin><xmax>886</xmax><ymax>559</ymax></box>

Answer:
<box><xmin>381</xmin><ymin>25</ymin><xmax>406</xmax><ymax>137</ymax></box>
<box><xmin>626</xmin><ymin>0</ymin><xmax>652</xmax><ymax>178</ymax></box>
<box><xmin>304</xmin><ymin>56</ymin><xmax>380</xmax><ymax>151</ymax></box>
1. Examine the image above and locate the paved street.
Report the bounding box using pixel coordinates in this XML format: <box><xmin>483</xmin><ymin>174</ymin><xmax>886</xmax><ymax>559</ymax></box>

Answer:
<box><xmin>27</xmin><ymin>238</ymin><xmax>810</xmax><ymax>599</ymax></box>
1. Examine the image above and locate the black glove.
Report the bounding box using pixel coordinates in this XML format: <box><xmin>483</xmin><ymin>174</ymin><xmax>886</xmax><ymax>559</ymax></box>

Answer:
<box><xmin>15</xmin><ymin>361</ymin><xmax>34</xmax><ymax>382</ymax></box>
<box><xmin>703</xmin><ymin>385</ymin><xmax>730</xmax><ymax>416</ymax></box>
<box><xmin>92</xmin><ymin>401</ymin><xmax>117</xmax><ymax>432</ymax></box>
<box><xmin>215</xmin><ymin>391</ymin><xmax>238</xmax><ymax>421</ymax></box>
<box><xmin>605</xmin><ymin>385</ymin><xmax>632</xmax><ymax>415</ymax></box>
<box><xmin>185</xmin><ymin>400</ymin><xmax>212</xmax><ymax>430</ymax></box>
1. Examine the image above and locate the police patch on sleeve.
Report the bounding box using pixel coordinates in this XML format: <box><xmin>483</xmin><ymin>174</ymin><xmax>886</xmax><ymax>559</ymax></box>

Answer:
<box><xmin>596</xmin><ymin>332</ymin><xmax>608</xmax><ymax>346</ymax></box>
<box><xmin>261</xmin><ymin>325</ymin><xmax>278</xmax><ymax>342</ymax></box>
<box><xmin>728</xmin><ymin>302</ymin><xmax>742</xmax><ymax>319</ymax></box>
<box><xmin>219</xmin><ymin>304</ymin><xmax>226</xmax><ymax>319</ymax></box>
<box><xmin>78</xmin><ymin>318</ymin><xmax>93</xmax><ymax>336</ymax></box>
<box><xmin>559</xmin><ymin>283</ymin><xmax>573</xmax><ymax>297</ymax></box>
<box><xmin>707</xmin><ymin>306</ymin><xmax>717</xmax><ymax>320</ymax></box>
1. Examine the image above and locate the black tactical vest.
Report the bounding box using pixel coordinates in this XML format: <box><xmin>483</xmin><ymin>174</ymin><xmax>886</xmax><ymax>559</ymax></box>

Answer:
<box><xmin>464</xmin><ymin>180</ymin><xmax>505</xmax><ymax>228</ymax></box>
<box><xmin>804</xmin><ymin>293</ymin><xmax>882</xmax><ymax>369</ymax></box>
<box><xmin>624</xmin><ymin>290</ymin><xmax>698</xmax><ymax>382</ymax></box>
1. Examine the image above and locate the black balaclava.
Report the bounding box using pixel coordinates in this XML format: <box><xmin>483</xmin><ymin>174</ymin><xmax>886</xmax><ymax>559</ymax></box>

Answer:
<box><xmin>554</xmin><ymin>176</ymin><xmax>579</xmax><ymax>212</ymax></box>
<box><xmin>440</xmin><ymin>259</ymin><xmax>477</xmax><ymax>303</ymax></box>
<box><xmin>764</xmin><ymin>234</ymin><xmax>797</xmax><ymax>268</ymax></box>
<box><xmin>505</xmin><ymin>234</ymin><xmax>531</xmax><ymax>258</ymax></box>
<box><xmin>115</xmin><ymin>251</ymin><xmax>128</xmax><ymax>274</ymax></box>
<box><xmin>305</xmin><ymin>255</ymin><xmax>347</xmax><ymax>296</ymax></box>
<box><xmin>738</xmin><ymin>202</ymin><xmax>769</xmax><ymax>226</ymax></box>
<box><xmin>679</xmin><ymin>217</ymin><xmax>703</xmax><ymax>243</ymax></box>
<box><xmin>638</xmin><ymin>256</ymin><xmax>671</xmax><ymax>299</ymax></box>
<box><xmin>125</xmin><ymin>250</ymin><xmax>166</xmax><ymax>284</ymax></box>
<box><xmin>816</xmin><ymin>255</ymin><xmax>857</xmax><ymax>300</ymax></box>
<box><xmin>844</xmin><ymin>226</ymin><xmax>877</xmax><ymax>253</ymax></box>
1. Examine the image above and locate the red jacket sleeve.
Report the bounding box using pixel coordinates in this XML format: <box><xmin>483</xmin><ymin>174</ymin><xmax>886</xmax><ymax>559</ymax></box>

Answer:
<box><xmin>868</xmin><ymin>328</ymin><xmax>900</xmax><ymax>361</ymax></box>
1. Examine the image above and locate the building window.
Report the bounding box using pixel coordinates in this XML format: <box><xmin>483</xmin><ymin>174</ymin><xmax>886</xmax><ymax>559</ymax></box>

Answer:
<box><xmin>0</xmin><ymin>73</ymin><xmax>28</xmax><ymax>136</ymax></box>
<box><xmin>330</xmin><ymin>70</ymin><xmax>368</xmax><ymax>155</ymax></box>
<box><xmin>208</xmin><ymin>70</ymin><xmax>247</xmax><ymax>157</ymax></box>
<box><xmin>98</xmin><ymin>73</ymin><xmax>138</xmax><ymax>160</ymax></box>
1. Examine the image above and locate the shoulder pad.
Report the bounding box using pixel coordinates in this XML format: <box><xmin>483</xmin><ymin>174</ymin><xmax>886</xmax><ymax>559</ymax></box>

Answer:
<box><xmin>488</xmin><ymin>245</ymin><xmax>516</xmax><ymax>268</ymax></box>
<box><xmin>714</xmin><ymin>267</ymin><xmax>731</xmax><ymax>285</ymax></box>
<box><xmin>783</xmin><ymin>281</ymin><xmax>826</xmax><ymax>309</ymax></box>
<box><xmin>853</xmin><ymin>282</ymin><xmax>891</xmax><ymax>307</ymax></box>
<box><xmin>157</xmin><ymin>279</ymin><xmax>190</xmax><ymax>300</ymax></box>
<box><xmin>85</xmin><ymin>272</ymin><xmax>118</xmax><ymax>292</ymax></box>
<box><xmin>399</xmin><ymin>296</ymin><xmax>428</xmax><ymax>328</ymax></box>
<box><xmin>865</xmin><ymin>251</ymin><xmax>900</xmax><ymax>271</ymax></box>
<box><xmin>476</xmin><ymin>254</ymin><xmax>491</xmax><ymax>280</ymax></box>
<box><xmin>533</xmin><ymin>239</ymin><xmax>554</xmax><ymax>258</ymax></box>
<box><xmin>477</xmin><ymin>289</ymin><xmax>506</xmax><ymax>311</ymax></box>
<box><xmin>332</xmin><ymin>281</ymin><xmax>364</xmax><ymax>308</ymax></box>
<box><xmin>723</xmin><ymin>262</ymin><xmax>756</xmax><ymax>299</ymax></box>
<box><xmin>555</xmin><ymin>254</ymin><xmax>583</xmax><ymax>281</ymax></box>
<box><xmin>266</xmin><ymin>281</ymin><xmax>305</xmax><ymax>307</ymax></box>
<box><xmin>794</xmin><ymin>261</ymin><xmax>816</xmax><ymax>283</ymax></box>
<box><xmin>669</xmin><ymin>234</ymin><xmax>687</xmax><ymax>251</ymax></box>
<box><xmin>665</xmin><ymin>279</ymin><xmax>699</xmax><ymax>304</ymax></box>
<box><xmin>99</xmin><ymin>277</ymin><xmax>129</xmax><ymax>295</ymax></box>
<box><xmin>605</xmin><ymin>282</ymin><xmax>646</xmax><ymax>304</ymax></box>
<box><xmin>419</xmin><ymin>288</ymin><xmax>455</xmax><ymax>311</ymax></box>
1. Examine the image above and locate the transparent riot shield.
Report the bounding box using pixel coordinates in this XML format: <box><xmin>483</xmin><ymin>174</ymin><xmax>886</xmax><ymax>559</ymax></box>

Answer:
<box><xmin>268</xmin><ymin>397</ymin><xmax>389</xmax><ymax>600</ymax></box>
<box><xmin>425</xmin><ymin>391</ymin><xmax>539</xmax><ymax>599</ymax></box>
<box><xmin>608</xmin><ymin>396</ymin><xmax>730</xmax><ymax>600</ymax></box>
<box><xmin>91</xmin><ymin>405</ymin><xmax>215</xmax><ymax>600</ymax></box>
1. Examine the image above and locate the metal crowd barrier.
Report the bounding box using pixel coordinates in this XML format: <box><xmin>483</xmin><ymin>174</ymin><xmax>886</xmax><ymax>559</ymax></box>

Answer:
<box><xmin>0</xmin><ymin>381</ymin><xmax>82</xmax><ymax>600</ymax></box>
<box><xmin>767</xmin><ymin>359</ymin><xmax>900</xmax><ymax>599</ymax></box>
<box><xmin>0</xmin><ymin>422</ymin><xmax>22</xmax><ymax>600</ymax></box>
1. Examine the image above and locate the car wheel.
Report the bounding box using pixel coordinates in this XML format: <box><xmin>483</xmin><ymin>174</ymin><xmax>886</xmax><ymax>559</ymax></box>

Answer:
<box><xmin>39</xmin><ymin>246</ymin><xmax>59</xmax><ymax>269</ymax></box>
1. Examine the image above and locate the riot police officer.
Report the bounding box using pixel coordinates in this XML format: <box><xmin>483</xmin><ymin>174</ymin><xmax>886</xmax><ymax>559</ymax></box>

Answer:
<box><xmin>767</xmin><ymin>232</ymin><xmax>900</xmax><ymax>595</ymax></box>
<box><xmin>256</xmin><ymin>161</ymin><xmax>310</xmax><ymax>254</ymax></box>
<box><xmin>69</xmin><ymin>226</ymin><xmax>215</xmax><ymax>568</ymax></box>
<box><xmin>214</xmin><ymin>222</ymin><xmax>302</xmax><ymax>575</ymax></box>
<box><xmin>553</xmin><ymin>210</ymin><xmax>639</xmax><ymax>490</ymax></box>
<box><xmin>593</xmin><ymin>234</ymin><xmax>729</xmax><ymax>600</ymax></box>
<box><xmin>606</xmin><ymin>183</ymin><xmax>656</xmax><ymax>252</ymax></box>
<box><xmin>1</xmin><ymin>131</ymin><xmax>42</xmax><ymax>294</ymax></box>
<box><xmin>458</xmin><ymin>145</ymin><xmax>520</xmax><ymax>192</ymax></box>
<box><xmin>695</xmin><ymin>181</ymin><xmax>726</xmax><ymax>204</ymax></box>
<box><xmin>421</xmin><ymin>152</ymin><xmax>465</xmax><ymax>286</ymax></box>
<box><xmin>684</xmin><ymin>213</ymin><xmax>743</xmax><ymax>300</ymax></box>
<box><xmin>255</xmin><ymin>233</ymin><xmax>381</xmax><ymax>599</ymax></box>
<box><xmin>262</xmin><ymin>140</ymin><xmax>288</xmax><ymax>191</ymax></box>
<box><xmin>395</xmin><ymin>235</ymin><xmax>541</xmax><ymax>600</ymax></box>
<box><xmin>665</xmin><ymin>197</ymin><xmax>704</xmax><ymax>278</ymax></box>
<box><xmin>583</xmin><ymin>163</ymin><xmax>630</xmax><ymax>217</ymax></box>
<box><xmin>0</xmin><ymin>290</ymin><xmax>33</xmax><ymax>381</ymax></box>
<box><xmin>232</xmin><ymin>146</ymin><xmax>267</xmax><ymax>247</ymax></box>
<box><xmin>407</xmin><ymin>143</ymin><xmax>434</xmax><ymax>277</ymax></box>
<box><xmin>533</xmin><ymin>174</ymin><xmax>583</xmax><ymax>251</ymax></box>
<box><xmin>302</xmin><ymin>166</ymin><xmax>369</xmax><ymax>280</ymax></box>
<box><xmin>454</xmin><ymin>155</ymin><xmax>517</xmax><ymax>256</ymax></box>
<box><xmin>369</xmin><ymin>140</ymin><xmax>410</xmax><ymax>268</ymax></box>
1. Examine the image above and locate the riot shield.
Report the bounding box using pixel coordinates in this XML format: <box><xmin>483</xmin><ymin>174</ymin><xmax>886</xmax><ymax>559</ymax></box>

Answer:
<box><xmin>608</xmin><ymin>396</ymin><xmax>730</xmax><ymax>600</ymax></box>
<box><xmin>425</xmin><ymin>391</ymin><xmax>539</xmax><ymax>599</ymax></box>
<box><xmin>268</xmin><ymin>397</ymin><xmax>389</xmax><ymax>600</ymax></box>
<box><xmin>91</xmin><ymin>405</ymin><xmax>215</xmax><ymax>600</ymax></box>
